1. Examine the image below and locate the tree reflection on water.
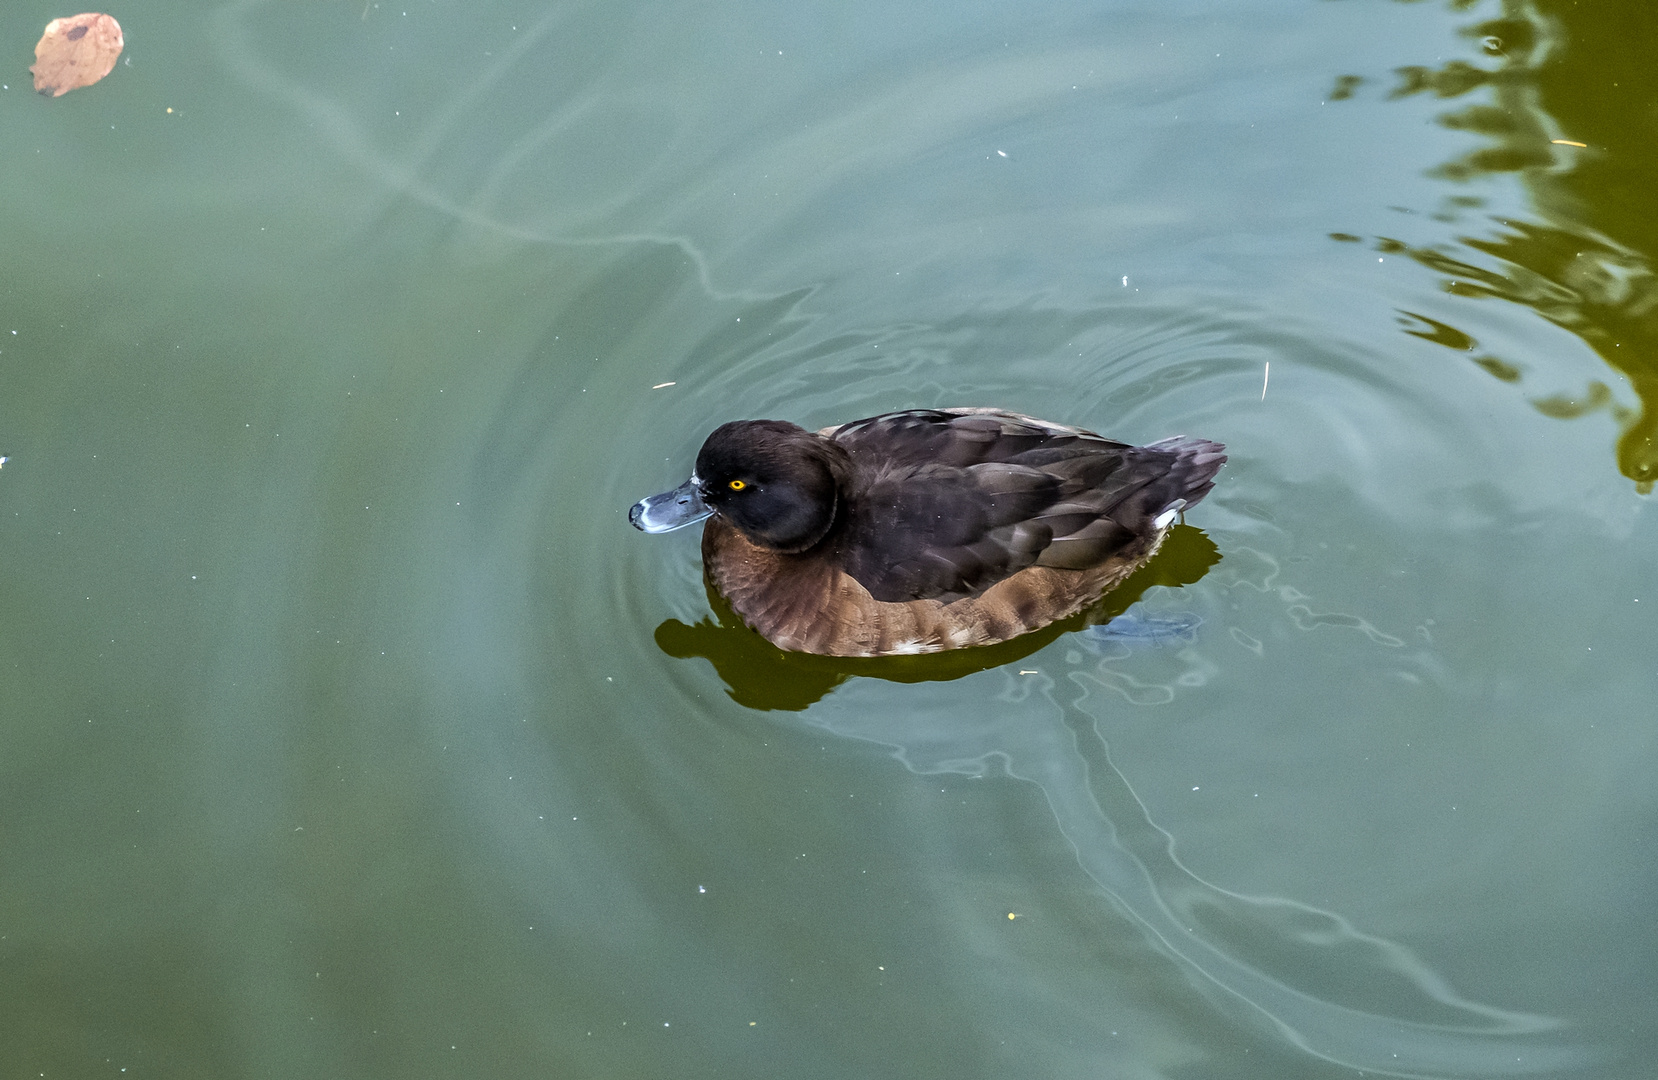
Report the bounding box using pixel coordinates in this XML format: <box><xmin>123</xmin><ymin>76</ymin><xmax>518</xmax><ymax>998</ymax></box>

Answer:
<box><xmin>1339</xmin><ymin>0</ymin><xmax>1658</xmax><ymax>491</ymax></box>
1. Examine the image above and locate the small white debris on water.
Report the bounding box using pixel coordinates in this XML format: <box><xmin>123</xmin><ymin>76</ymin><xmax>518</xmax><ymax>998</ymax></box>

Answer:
<box><xmin>652</xmin><ymin>381</ymin><xmax>676</xmax><ymax>389</ymax></box>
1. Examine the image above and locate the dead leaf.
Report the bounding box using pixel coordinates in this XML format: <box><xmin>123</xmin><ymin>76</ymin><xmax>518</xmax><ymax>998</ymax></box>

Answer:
<box><xmin>30</xmin><ymin>13</ymin><xmax>124</xmax><ymax>98</ymax></box>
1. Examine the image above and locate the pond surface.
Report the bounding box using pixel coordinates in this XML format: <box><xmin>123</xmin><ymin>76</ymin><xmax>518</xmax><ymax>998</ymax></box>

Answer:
<box><xmin>2</xmin><ymin>0</ymin><xmax>1654</xmax><ymax>1077</ymax></box>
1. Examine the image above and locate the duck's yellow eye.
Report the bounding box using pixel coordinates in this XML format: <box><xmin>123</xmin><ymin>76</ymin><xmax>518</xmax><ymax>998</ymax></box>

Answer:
<box><xmin>728</xmin><ymin>479</ymin><xmax>748</xmax><ymax>491</ymax></box>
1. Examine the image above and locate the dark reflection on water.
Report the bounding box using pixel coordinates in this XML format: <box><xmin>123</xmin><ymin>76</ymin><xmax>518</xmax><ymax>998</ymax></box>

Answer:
<box><xmin>655</xmin><ymin>525</ymin><xmax>1220</xmax><ymax>710</ymax></box>
<box><xmin>1334</xmin><ymin>0</ymin><xmax>1658</xmax><ymax>490</ymax></box>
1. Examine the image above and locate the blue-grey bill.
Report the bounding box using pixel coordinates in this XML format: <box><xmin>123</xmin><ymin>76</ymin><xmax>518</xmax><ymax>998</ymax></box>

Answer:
<box><xmin>629</xmin><ymin>478</ymin><xmax>712</xmax><ymax>533</ymax></box>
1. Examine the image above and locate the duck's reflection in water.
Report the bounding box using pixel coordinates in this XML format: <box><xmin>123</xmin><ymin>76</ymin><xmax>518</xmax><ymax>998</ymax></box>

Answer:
<box><xmin>658</xmin><ymin>525</ymin><xmax>1585</xmax><ymax>1076</ymax></box>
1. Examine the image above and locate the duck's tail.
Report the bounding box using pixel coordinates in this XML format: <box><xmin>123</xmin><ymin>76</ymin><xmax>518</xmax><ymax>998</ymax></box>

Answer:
<box><xmin>1141</xmin><ymin>436</ymin><xmax>1227</xmax><ymax>528</ymax></box>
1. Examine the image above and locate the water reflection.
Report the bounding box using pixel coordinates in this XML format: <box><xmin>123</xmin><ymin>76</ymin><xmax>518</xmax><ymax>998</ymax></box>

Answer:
<box><xmin>795</xmin><ymin>578</ymin><xmax>1589</xmax><ymax>1078</ymax></box>
<box><xmin>1333</xmin><ymin>0</ymin><xmax>1658</xmax><ymax>490</ymax></box>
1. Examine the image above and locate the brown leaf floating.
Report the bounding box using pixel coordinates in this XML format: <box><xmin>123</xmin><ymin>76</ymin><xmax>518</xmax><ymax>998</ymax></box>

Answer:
<box><xmin>30</xmin><ymin>13</ymin><xmax>124</xmax><ymax>98</ymax></box>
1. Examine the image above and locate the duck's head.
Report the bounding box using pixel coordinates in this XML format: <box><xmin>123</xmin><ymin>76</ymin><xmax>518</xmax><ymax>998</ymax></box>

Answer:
<box><xmin>629</xmin><ymin>420</ymin><xmax>844</xmax><ymax>553</ymax></box>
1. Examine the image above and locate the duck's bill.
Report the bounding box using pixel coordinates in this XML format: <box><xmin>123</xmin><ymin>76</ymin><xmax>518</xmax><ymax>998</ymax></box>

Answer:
<box><xmin>629</xmin><ymin>477</ymin><xmax>712</xmax><ymax>533</ymax></box>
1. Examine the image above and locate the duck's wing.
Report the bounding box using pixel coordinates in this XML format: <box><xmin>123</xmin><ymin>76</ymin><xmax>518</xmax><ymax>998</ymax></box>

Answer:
<box><xmin>832</xmin><ymin>419</ymin><xmax>1226</xmax><ymax>603</ymax></box>
<box><xmin>1026</xmin><ymin>436</ymin><xmax>1225</xmax><ymax>570</ymax></box>
<box><xmin>836</xmin><ymin>462</ymin><xmax>1064</xmax><ymax>603</ymax></box>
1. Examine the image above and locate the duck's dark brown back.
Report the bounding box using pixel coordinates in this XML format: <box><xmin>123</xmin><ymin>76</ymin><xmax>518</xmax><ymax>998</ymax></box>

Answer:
<box><xmin>824</xmin><ymin>408</ymin><xmax>1133</xmax><ymax>470</ymax></box>
<box><xmin>819</xmin><ymin>409</ymin><xmax>1223</xmax><ymax>605</ymax></box>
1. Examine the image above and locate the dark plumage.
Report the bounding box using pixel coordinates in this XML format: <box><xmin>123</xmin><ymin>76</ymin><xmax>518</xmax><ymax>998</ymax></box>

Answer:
<box><xmin>629</xmin><ymin>408</ymin><xmax>1225</xmax><ymax>657</ymax></box>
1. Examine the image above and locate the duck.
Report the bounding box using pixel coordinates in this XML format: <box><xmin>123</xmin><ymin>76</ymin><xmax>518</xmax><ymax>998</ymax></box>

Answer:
<box><xmin>629</xmin><ymin>408</ymin><xmax>1226</xmax><ymax>657</ymax></box>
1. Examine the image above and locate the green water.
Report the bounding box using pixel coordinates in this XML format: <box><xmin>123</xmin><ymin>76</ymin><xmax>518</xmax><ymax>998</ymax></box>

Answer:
<box><xmin>2</xmin><ymin>0</ymin><xmax>1654</xmax><ymax>1077</ymax></box>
